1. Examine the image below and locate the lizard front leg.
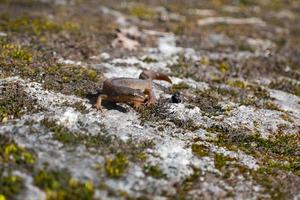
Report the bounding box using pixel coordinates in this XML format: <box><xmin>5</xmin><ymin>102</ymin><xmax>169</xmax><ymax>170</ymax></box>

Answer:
<box><xmin>144</xmin><ymin>88</ymin><xmax>156</xmax><ymax>105</ymax></box>
<box><xmin>96</xmin><ymin>94</ymin><xmax>108</xmax><ymax>111</ymax></box>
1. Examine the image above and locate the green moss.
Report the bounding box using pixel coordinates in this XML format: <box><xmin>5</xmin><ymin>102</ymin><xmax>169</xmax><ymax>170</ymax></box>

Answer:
<box><xmin>61</xmin><ymin>22</ymin><xmax>80</xmax><ymax>31</ymax></box>
<box><xmin>169</xmin><ymin>55</ymin><xmax>194</xmax><ymax>78</ymax></box>
<box><xmin>86</xmin><ymin>69</ymin><xmax>98</xmax><ymax>81</ymax></box>
<box><xmin>190</xmin><ymin>90</ymin><xmax>223</xmax><ymax>116</ymax></box>
<box><xmin>227</xmin><ymin>79</ymin><xmax>247</xmax><ymax>89</ymax></box>
<box><xmin>2</xmin><ymin>43</ymin><xmax>32</xmax><ymax>63</ymax></box>
<box><xmin>215</xmin><ymin>130</ymin><xmax>300</xmax><ymax>174</ymax></box>
<box><xmin>41</xmin><ymin>119</ymin><xmax>79</xmax><ymax>145</ymax></box>
<box><xmin>215</xmin><ymin>82</ymin><xmax>282</xmax><ymax>111</ymax></box>
<box><xmin>263</xmin><ymin>101</ymin><xmax>282</xmax><ymax>111</ymax></box>
<box><xmin>264</xmin><ymin>160</ymin><xmax>300</xmax><ymax>176</ymax></box>
<box><xmin>45</xmin><ymin>65</ymin><xmax>99</xmax><ymax>83</ymax></box>
<box><xmin>34</xmin><ymin>168</ymin><xmax>94</xmax><ymax>200</ymax></box>
<box><xmin>0</xmin><ymin>135</ymin><xmax>36</xmax><ymax>166</ymax></box>
<box><xmin>136</xmin><ymin>152</ymin><xmax>147</xmax><ymax>161</ymax></box>
<box><xmin>0</xmin><ymin>18</ymin><xmax>103</xmax><ymax>96</ymax></box>
<box><xmin>0</xmin><ymin>16</ymin><xmax>78</xmax><ymax>35</ymax></box>
<box><xmin>206</xmin><ymin>127</ymin><xmax>293</xmax><ymax>198</ymax></box>
<box><xmin>142</xmin><ymin>57</ymin><xmax>158</xmax><ymax>63</ymax></box>
<box><xmin>129</xmin><ymin>5</ymin><xmax>156</xmax><ymax>21</ymax></box>
<box><xmin>217</xmin><ymin>62</ymin><xmax>229</xmax><ymax>74</ymax></box>
<box><xmin>1</xmin><ymin>47</ymin><xmax>102</xmax><ymax>97</ymax></box>
<box><xmin>280</xmin><ymin>113</ymin><xmax>294</xmax><ymax>123</ymax></box>
<box><xmin>105</xmin><ymin>153</ymin><xmax>129</xmax><ymax>178</ymax></box>
<box><xmin>53</xmin><ymin>130</ymin><xmax>80</xmax><ymax>145</ymax></box>
<box><xmin>191</xmin><ymin>143</ymin><xmax>209</xmax><ymax>157</ymax></box>
<box><xmin>171</xmin><ymin>82</ymin><xmax>190</xmax><ymax>93</ymax></box>
<box><xmin>41</xmin><ymin>119</ymin><xmax>110</xmax><ymax>147</ymax></box>
<box><xmin>5</xmin><ymin>44</ymin><xmax>32</xmax><ymax>62</ymax></box>
<box><xmin>0</xmin><ymin>171</ymin><xmax>24</xmax><ymax>200</ymax></box>
<box><xmin>74</xmin><ymin>89</ymin><xmax>86</xmax><ymax>97</ymax></box>
<box><xmin>214</xmin><ymin>154</ymin><xmax>235</xmax><ymax>170</ymax></box>
<box><xmin>42</xmin><ymin>65</ymin><xmax>102</xmax><ymax>96</ymax></box>
<box><xmin>251</xmin><ymin>169</ymin><xmax>287</xmax><ymax>199</ymax></box>
<box><xmin>214</xmin><ymin>87</ymin><xmax>239</xmax><ymax>98</ymax></box>
<box><xmin>269</xmin><ymin>78</ymin><xmax>300</xmax><ymax>96</ymax></box>
<box><xmin>0</xmin><ymin>136</ymin><xmax>31</xmax><ymax>199</ymax></box>
<box><xmin>245</xmin><ymin>84</ymin><xmax>270</xmax><ymax>98</ymax></box>
<box><xmin>61</xmin><ymin>101</ymin><xmax>88</xmax><ymax>114</ymax></box>
<box><xmin>138</xmin><ymin>104</ymin><xmax>166</xmax><ymax>124</ymax></box>
<box><xmin>2</xmin><ymin>143</ymin><xmax>35</xmax><ymax>165</ymax></box>
<box><xmin>143</xmin><ymin>164</ymin><xmax>166</xmax><ymax>179</ymax></box>
<box><xmin>237</xmin><ymin>43</ymin><xmax>253</xmax><ymax>51</ymax></box>
<box><xmin>72</xmin><ymin>102</ymin><xmax>89</xmax><ymax>114</ymax></box>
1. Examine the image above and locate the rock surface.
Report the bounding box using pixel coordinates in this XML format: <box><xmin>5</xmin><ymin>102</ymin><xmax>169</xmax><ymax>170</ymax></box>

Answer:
<box><xmin>0</xmin><ymin>0</ymin><xmax>299</xmax><ymax>200</ymax></box>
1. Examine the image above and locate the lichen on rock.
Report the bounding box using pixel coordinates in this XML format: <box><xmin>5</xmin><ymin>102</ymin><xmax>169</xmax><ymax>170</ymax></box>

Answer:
<box><xmin>0</xmin><ymin>0</ymin><xmax>300</xmax><ymax>199</ymax></box>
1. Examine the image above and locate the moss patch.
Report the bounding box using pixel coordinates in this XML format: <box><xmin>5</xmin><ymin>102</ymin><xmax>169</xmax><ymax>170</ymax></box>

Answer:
<box><xmin>41</xmin><ymin>119</ymin><xmax>109</xmax><ymax>147</ymax></box>
<box><xmin>42</xmin><ymin>65</ymin><xmax>103</xmax><ymax>97</ymax></box>
<box><xmin>143</xmin><ymin>164</ymin><xmax>166</xmax><ymax>179</ymax></box>
<box><xmin>0</xmin><ymin>15</ymin><xmax>75</xmax><ymax>35</ymax></box>
<box><xmin>227</xmin><ymin>79</ymin><xmax>247</xmax><ymax>89</ymax></box>
<box><xmin>129</xmin><ymin>5</ymin><xmax>156</xmax><ymax>21</ymax></box>
<box><xmin>105</xmin><ymin>153</ymin><xmax>129</xmax><ymax>178</ymax></box>
<box><xmin>0</xmin><ymin>81</ymin><xmax>41</xmax><ymax>122</ymax></box>
<box><xmin>191</xmin><ymin>143</ymin><xmax>209</xmax><ymax>157</ymax></box>
<box><xmin>193</xmin><ymin>83</ymin><xmax>283</xmax><ymax>112</ymax></box>
<box><xmin>168</xmin><ymin>55</ymin><xmax>195</xmax><ymax>78</ymax></box>
<box><xmin>2</xmin><ymin>44</ymin><xmax>33</xmax><ymax>63</ymax></box>
<box><xmin>171</xmin><ymin>82</ymin><xmax>190</xmax><ymax>93</ymax></box>
<box><xmin>190</xmin><ymin>89</ymin><xmax>223</xmax><ymax>116</ymax></box>
<box><xmin>214</xmin><ymin>129</ymin><xmax>300</xmax><ymax>175</ymax></box>
<box><xmin>0</xmin><ymin>42</ymin><xmax>104</xmax><ymax>97</ymax></box>
<box><xmin>0</xmin><ymin>135</ymin><xmax>35</xmax><ymax>199</ymax></box>
<box><xmin>0</xmin><ymin>170</ymin><xmax>24</xmax><ymax>200</ymax></box>
<box><xmin>214</xmin><ymin>154</ymin><xmax>235</xmax><ymax>170</ymax></box>
<box><xmin>34</xmin><ymin>168</ymin><xmax>95</xmax><ymax>200</ymax></box>
<box><xmin>142</xmin><ymin>56</ymin><xmax>158</xmax><ymax>63</ymax></box>
<box><xmin>0</xmin><ymin>134</ymin><xmax>36</xmax><ymax>166</ymax></box>
<box><xmin>269</xmin><ymin>78</ymin><xmax>300</xmax><ymax>96</ymax></box>
<box><xmin>0</xmin><ymin>1</ymin><xmax>114</xmax><ymax>97</ymax></box>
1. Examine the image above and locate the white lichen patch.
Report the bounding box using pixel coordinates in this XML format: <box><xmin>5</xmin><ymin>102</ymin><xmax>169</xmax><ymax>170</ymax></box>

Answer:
<box><xmin>269</xmin><ymin>89</ymin><xmax>300</xmax><ymax>119</ymax></box>
<box><xmin>158</xmin><ymin>34</ymin><xmax>182</xmax><ymax>56</ymax></box>
<box><xmin>24</xmin><ymin>80</ymin><xmax>88</xmax><ymax>111</ymax></box>
<box><xmin>57</xmin><ymin>57</ymin><xmax>86</xmax><ymax>66</ymax></box>
<box><xmin>167</xmin><ymin>104</ymin><xmax>205</xmax><ymax>123</ymax></box>
<box><xmin>223</xmin><ymin>105</ymin><xmax>297</xmax><ymax>137</ymax></box>
<box><xmin>56</xmin><ymin>107</ymin><xmax>81</xmax><ymax>127</ymax></box>
<box><xmin>149</xmin><ymin>140</ymin><xmax>194</xmax><ymax>182</ymax></box>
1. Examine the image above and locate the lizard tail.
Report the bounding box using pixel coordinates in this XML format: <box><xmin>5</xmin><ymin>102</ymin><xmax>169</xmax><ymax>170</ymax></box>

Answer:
<box><xmin>139</xmin><ymin>70</ymin><xmax>172</xmax><ymax>83</ymax></box>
